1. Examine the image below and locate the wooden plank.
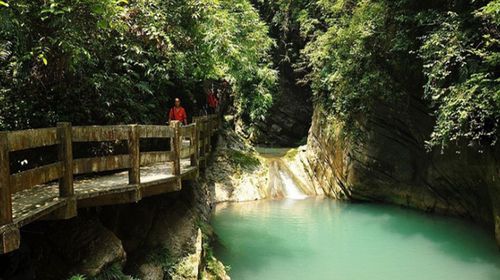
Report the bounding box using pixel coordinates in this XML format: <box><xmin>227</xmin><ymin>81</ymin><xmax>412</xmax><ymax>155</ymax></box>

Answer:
<box><xmin>77</xmin><ymin>188</ymin><xmax>140</xmax><ymax>208</ymax></box>
<box><xmin>181</xmin><ymin>166</ymin><xmax>198</xmax><ymax>180</ymax></box>
<box><xmin>180</xmin><ymin>124</ymin><xmax>196</xmax><ymax>137</ymax></box>
<box><xmin>72</xmin><ymin>125</ymin><xmax>130</xmax><ymax>142</ymax></box>
<box><xmin>57</xmin><ymin>123</ymin><xmax>74</xmax><ymax>197</ymax></box>
<box><xmin>128</xmin><ymin>125</ymin><xmax>140</xmax><ymax>185</ymax></box>
<box><xmin>191</xmin><ymin>122</ymin><xmax>198</xmax><ymax>167</ymax></box>
<box><xmin>73</xmin><ymin>155</ymin><xmax>130</xmax><ymax>175</ymax></box>
<box><xmin>140</xmin><ymin>177</ymin><xmax>180</xmax><ymax>198</ymax></box>
<box><xmin>199</xmin><ymin>120</ymin><xmax>207</xmax><ymax>169</ymax></box>
<box><xmin>171</xmin><ymin>121</ymin><xmax>181</xmax><ymax>176</ymax></box>
<box><xmin>42</xmin><ymin>198</ymin><xmax>77</xmax><ymax>220</ymax></box>
<box><xmin>0</xmin><ymin>225</ymin><xmax>20</xmax><ymax>254</ymax></box>
<box><xmin>10</xmin><ymin>162</ymin><xmax>62</xmax><ymax>193</ymax></box>
<box><xmin>207</xmin><ymin>119</ymin><xmax>212</xmax><ymax>153</ymax></box>
<box><xmin>180</xmin><ymin>147</ymin><xmax>195</xmax><ymax>159</ymax></box>
<box><xmin>56</xmin><ymin>123</ymin><xmax>77</xmax><ymax>220</ymax></box>
<box><xmin>139</xmin><ymin>125</ymin><xmax>174</xmax><ymax>138</ymax></box>
<box><xmin>7</xmin><ymin>128</ymin><xmax>58</xmax><ymax>152</ymax></box>
<box><xmin>0</xmin><ymin>132</ymin><xmax>12</xmax><ymax>225</ymax></box>
<box><xmin>14</xmin><ymin>197</ymin><xmax>67</xmax><ymax>227</ymax></box>
<box><xmin>140</xmin><ymin>152</ymin><xmax>174</xmax><ymax>165</ymax></box>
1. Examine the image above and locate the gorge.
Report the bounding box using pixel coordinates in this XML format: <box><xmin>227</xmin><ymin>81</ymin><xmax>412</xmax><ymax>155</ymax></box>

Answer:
<box><xmin>0</xmin><ymin>0</ymin><xmax>499</xmax><ymax>279</ymax></box>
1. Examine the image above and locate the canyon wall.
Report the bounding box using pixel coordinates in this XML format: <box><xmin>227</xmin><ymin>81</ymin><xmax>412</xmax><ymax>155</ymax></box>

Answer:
<box><xmin>307</xmin><ymin>100</ymin><xmax>500</xmax><ymax>245</ymax></box>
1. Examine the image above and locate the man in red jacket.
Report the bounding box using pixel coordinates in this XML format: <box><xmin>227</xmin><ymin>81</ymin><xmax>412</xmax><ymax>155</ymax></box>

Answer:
<box><xmin>168</xmin><ymin>98</ymin><xmax>188</xmax><ymax>125</ymax></box>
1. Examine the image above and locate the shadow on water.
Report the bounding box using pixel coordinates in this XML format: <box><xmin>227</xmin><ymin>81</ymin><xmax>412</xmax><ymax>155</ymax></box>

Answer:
<box><xmin>339</xmin><ymin>202</ymin><xmax>500</xmax><ymax>277</ymax></box>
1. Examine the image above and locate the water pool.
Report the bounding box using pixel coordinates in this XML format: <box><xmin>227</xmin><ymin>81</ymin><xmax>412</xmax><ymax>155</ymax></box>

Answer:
<box><xmin>211</xmin><ymin>198</ymin><xmax>500</xmax><ymax>280</ymax></box>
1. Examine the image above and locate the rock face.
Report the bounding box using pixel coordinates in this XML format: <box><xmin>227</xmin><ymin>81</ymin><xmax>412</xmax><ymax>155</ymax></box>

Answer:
<box><xmin>206</xmin><ymin>124</ymin><xmax>320</xmax><ymax>203</ymax></box>
<box><xmin>204</xmin><ymin>125</ymin><xmax>270</xmax><ymax>203</ymax></box>
<box><xmin>20</xmin><ymin>177</ymin><xmax>215</xmax><ymax>280</ymax></box>
<box><xmin>248</xmin><ymin>0</ymin><xmax>313</xmax><ymax>147</ymax></box>
<box><xmin>307</xmin><ymin>101</ymin><xmax>500</xmax><ymax>245</ymax></box>
<box><xmin>251</xmin><ymin>89</ymin><xmax>313</xmax><ymax>146</ymax></box>
<box><xmin>110</xmin><ymin>181</ymin><xmax>212</xmax><ymax>280</ymax></box>
<box><xmin>170</xmin><ymin>229</ymin><xmax>203</xmax><ymax>280</ymax></box>
<box><xmin>24</xmin><ymin>216</ymin><xmax>127</xmax><ymax>279</ymax></box>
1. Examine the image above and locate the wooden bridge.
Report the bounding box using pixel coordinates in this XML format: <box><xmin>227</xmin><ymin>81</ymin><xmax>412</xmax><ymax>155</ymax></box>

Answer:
<box><xmin>0</xmin><ymin>115</ymin><xmax>219</xmax><ymax>254</ymax></box>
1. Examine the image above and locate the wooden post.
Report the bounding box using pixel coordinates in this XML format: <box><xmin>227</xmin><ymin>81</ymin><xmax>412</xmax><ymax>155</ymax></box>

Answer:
<box><xmin>0</xmin><ymin>132</ymin><xmax>12</xmax><ymax>226</ymax></box>
<box><xmin>190</xmin><ymin>122</ymin><xmax>198</xmax><ymax>167</ymax></box>
<box><xmin>170</xmin><ymin>121</ymin><xmax>181</xmax><ymax>176</ymax></box>
<box><xmin>1</xmin><ymin>225</ymin><xmax>20</xmax><ymax>254</ymax></box>
<box><xmin>201</xmin><ymin>118</ymin><xmax>208</xmax><ymax>167</ymax></box>
<box><xmin>128</xmin><ymin>125</ymin><xmax>140</xmax><ymax>185</ymax></box>
<box><xmin>57</xmin><ymin>123</ymin><xmax>74</xmax><ymax>197</ymax></box>
<box><xmin>207</xmin><ymin>117</ymin><xmax>212</xmax><ymax>153</ymax></box>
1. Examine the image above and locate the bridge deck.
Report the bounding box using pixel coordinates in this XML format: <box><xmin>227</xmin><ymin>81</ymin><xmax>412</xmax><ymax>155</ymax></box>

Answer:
<box><xmin>11</xmin><ymin>160</ymin><xmax>195</xmax><ymax>227</ymax></box>
<box><xmin>1</xmin><ymin>115</ymin><xmax>218</xmax><ymax>253</ymax></box>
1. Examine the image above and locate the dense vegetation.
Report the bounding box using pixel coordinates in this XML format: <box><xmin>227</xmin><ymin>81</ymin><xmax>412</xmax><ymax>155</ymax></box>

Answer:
<box><xmin>297</xmin><ymin>0</ymin><xmax>499</xmax><ymax>150</ymax></box>
<box><xmin>0</xmin><ymin>0</ymin><xmax>276</xmax><ymax>129</ymax></box>
<box><xmin>1</xmin><ymin>0</ymin><xmax>498</xmax><ymax>150</ymax></box>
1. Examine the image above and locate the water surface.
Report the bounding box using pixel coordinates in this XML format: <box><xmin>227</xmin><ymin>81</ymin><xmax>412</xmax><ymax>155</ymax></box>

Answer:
<box><xmin>211</xmin><ymin>198</ymin><xmax>500</xmax><ymax>280</ymax></box>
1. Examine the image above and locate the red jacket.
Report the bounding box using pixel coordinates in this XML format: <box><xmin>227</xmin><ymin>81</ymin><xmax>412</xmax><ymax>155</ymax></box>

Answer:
<box><xmin>207</xmin><ymin>92</ymin><xmax>219</xmax><ymax>108</ymax></box>
<box><xmin>169</xmin><ymin>107</ymin><xmax>187</xmax><ymax>124</ymax></box>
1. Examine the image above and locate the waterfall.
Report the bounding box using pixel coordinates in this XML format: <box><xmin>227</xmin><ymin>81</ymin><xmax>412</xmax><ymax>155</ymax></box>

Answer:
<box><xmin>278</xmin><ymin>170</ymin><xmax>308</xmax><ymax>200</ymax></box>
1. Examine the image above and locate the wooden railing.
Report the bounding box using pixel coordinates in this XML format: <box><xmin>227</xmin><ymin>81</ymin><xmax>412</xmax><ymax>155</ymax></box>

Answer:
<box><xmin>0</xmin><ymin>115</ymin><xmax>219</xmax><ymax>253</ymax></box>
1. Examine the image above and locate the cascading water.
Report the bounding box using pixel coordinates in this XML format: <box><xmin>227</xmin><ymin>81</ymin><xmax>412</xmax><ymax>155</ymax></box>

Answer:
<box><xmin>266</xmin><ymin>156</ymin><xmax>309</xmax><ymax>200</ymax></box>
<box><xmin>278</xmin><ymin>170</ymin><xmax>308</xmax><ymax>200</ymax></box>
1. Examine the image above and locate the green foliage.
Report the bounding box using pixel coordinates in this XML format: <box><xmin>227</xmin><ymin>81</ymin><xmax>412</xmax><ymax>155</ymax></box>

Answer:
<box><xmin>0</xmin><ymin>0</ymin><xmax>276</xmax><ymax>130</ymax></box>
<box><xmin>89</xmin><ymin>263</ymin><xmax>137</xmax><ymax>280</ymax></box>
<box><xmin>146</xmin><ymin>246</ymin><xmax>175</xmax><ymax>271</ymax></box>
<box><xmin>202</xmin><ymin>241</ymin><xmax>230</xmax><ymax>279</ymax></box>
<box><xmin>299</xmin><ymin>0</ymin><xmax>409</xmax><ymax>139</ymax></box>
<box><xmin>297</xmin><ymin>0</ymin><xmax>499</xmax><ymax>150</ymax></box>
<box><xmin>227</xmin><ymin>149</ymin><xmax>261</xmax><ymax>169</ymax></box>
<box><xmin>1</xmin><ymin>0</ymin><xmax>497</xmax><ymax>150</ymax></box>
<box><xmin>284</xmin><ymin>148</ymin><xmax>299</xmax><ymax>160</ymax></box>
<box><xmin>68</xmin><ymin>264</ymin><xmax>138</xmax><ymax>280</ymax></box>
<box><xmin>68</xmin><ymin>275</ymin><xmax>87</xmax><ymax>280</ymax></box>
<box><xmin>199</xmin><ymin>0</ymin><xmax>277</xmax><ymax>123</ymax></box>
<box><xmin>420</xmin><ymin>5</ymin><xmax>500</xmax><ymax>149</ymax></box>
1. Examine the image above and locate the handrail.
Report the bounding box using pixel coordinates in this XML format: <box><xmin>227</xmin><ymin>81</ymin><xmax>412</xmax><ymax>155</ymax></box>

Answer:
<box><xmin>0</xmin><ymin>115</ymin><xmax>219</xmax><ymax>241</ymax></box>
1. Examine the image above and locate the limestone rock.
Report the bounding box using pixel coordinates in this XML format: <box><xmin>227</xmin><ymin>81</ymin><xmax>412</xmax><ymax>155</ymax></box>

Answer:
<box><xmin>204</xmin><ymin>125</ymin><xmax>269</xmax><ymax>203</ymax></box>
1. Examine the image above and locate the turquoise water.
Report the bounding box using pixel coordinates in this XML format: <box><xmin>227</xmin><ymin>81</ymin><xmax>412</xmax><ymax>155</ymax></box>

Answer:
<box><xmin>211</xmin><ymin>198</ymin><xmax>500</xmax><ymax>280</ymax></box>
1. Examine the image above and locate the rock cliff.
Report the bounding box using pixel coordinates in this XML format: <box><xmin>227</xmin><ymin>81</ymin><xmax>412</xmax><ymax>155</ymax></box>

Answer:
<box><xmin>307</xmin><ymin>101</ymin><xmax>500</xmax><ymax>246</ymax></box>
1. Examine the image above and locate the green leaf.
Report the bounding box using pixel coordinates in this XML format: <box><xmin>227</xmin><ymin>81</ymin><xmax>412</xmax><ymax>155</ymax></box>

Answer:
<box><xmin>38</xmin><ymin>54</ymin><xmax>48</xmax><ymax>65</ymax></box>
<box><xmin>0</xmin><ymin>1</ymin><xmax>9</xmax><ymax>7</ymax></box>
